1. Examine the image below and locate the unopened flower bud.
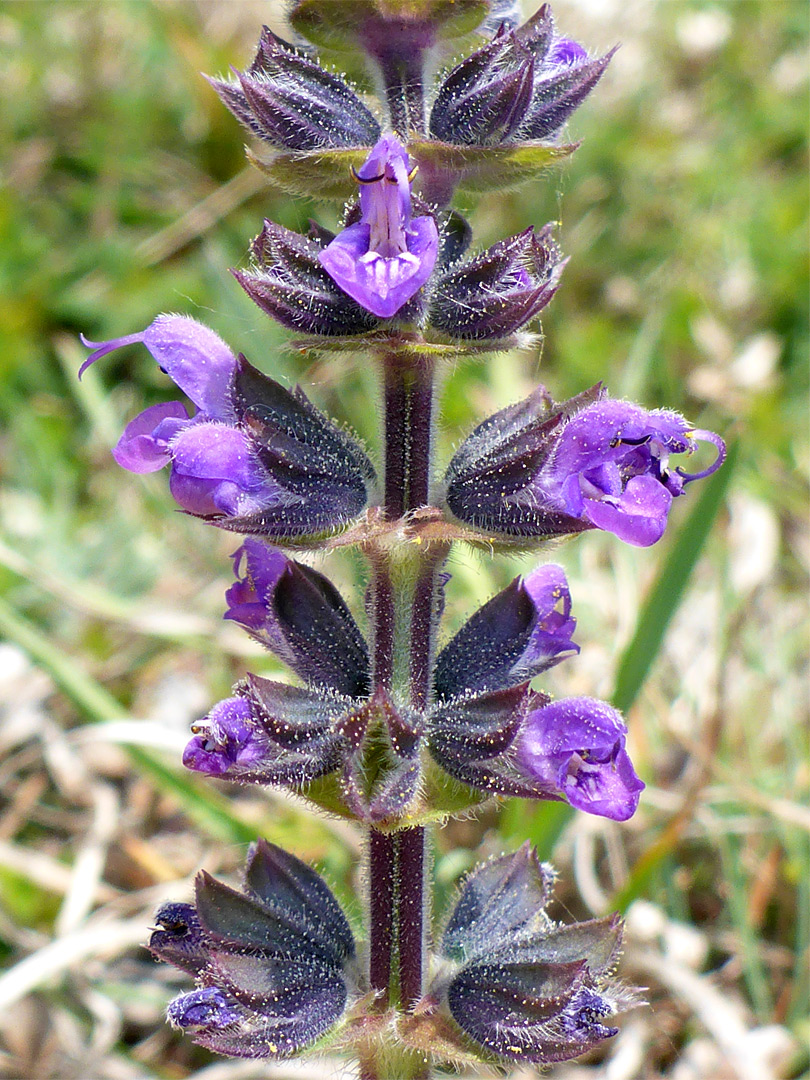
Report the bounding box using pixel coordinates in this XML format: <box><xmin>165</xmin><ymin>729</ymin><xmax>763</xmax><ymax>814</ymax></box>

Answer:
<box><xmin>430</xmin><ymin>5</ymin><xmax>615</xmax><ymax>147</ymax></box>
<box><xmin>151</xmin><ymin>842</ymin><xmax>356</xmax><ymax>1058</ymax></box>
<box><xmin>429</xmin><ymin>225</ymin><xmax>564</xmax><ymax>340</ymax></box>
<box><xmin>208</xmin><ymin>26</ymin><xmax>380</xmax><ymax>151</ymax></box>
<box><xmin>428</xmin><ymin>845</ymin><xmax>623</xmax><ymax>1062</ymax></box>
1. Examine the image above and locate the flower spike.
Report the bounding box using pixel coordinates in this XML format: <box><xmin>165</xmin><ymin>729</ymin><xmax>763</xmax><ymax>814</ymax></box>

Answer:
<box><xmin>79</xmin><ymin>1</ymin><xmax>723</xmax><ymax>1069</ymax></box>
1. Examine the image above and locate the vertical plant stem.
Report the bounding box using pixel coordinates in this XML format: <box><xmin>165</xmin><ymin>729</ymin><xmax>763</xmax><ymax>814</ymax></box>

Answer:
<box><xmin>373</xmin><ymin>48</ymin><xmax>427</xmax><ymax>137</ymax></box>
<box><xmin>406</xmin><ymin>363</ymin><xmax>434</xmax><ymax>509</ymax></box>
<box><xmin>382</xmin><ymin>363</ymin><xmax>408</xmax><ymax>520</ymax></box>
<box><xmin>366</xmin><ymin>346</ymin><xmax>441</xmax><ymax>1079</ymax></box>
<box><xmin>382</xmin><ymin>356</ymin><xmax>435</xmax><ymax>517</ymax></box>
<box><xmin>370</xmin><ymin>558</ymin><xmax>395</xmax><ymax>690</ymax></box>
<box><xmin>395</xmin><ymin>548</ymin><xmax>446</xmax><ymax>1015</ymax></box>
<box><xmin>410</xmin><ymin>554</ymin><xmax>444</xmax><ymax>710</ymax></box>
<box><xmin>368</xmin><ymin>828</ymin><xmax>396</xmax><ymax>1004</ymax></box>
<box><xmin>385</xmin><ymin>351</ymin><xmax>437</xmax><ymax>1013</ymax></box>
<box><xmin>396</xmin><ymin>825</ymin><xmax>427</xmax><ymax>1010</ymax></box>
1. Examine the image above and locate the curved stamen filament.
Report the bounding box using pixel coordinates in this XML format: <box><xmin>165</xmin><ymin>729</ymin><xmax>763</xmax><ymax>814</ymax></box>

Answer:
<box><xmin>351</xmin><ymin>165</ymin><xmax>386</xmax><ymax>184</ymax></box>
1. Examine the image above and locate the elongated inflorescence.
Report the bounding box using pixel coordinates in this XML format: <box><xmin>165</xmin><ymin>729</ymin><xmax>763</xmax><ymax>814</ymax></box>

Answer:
<box><xmin>82</xmin><ymin>2</ymin><xmax>725</xmax><ymax>1075</ymax></box>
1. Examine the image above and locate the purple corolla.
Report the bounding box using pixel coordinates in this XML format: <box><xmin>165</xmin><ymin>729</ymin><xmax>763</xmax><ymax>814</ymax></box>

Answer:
<box><xmin>182</xmin><ymin>697</ymin><xmax>268</xmax><ymax>777</ymax></box>
<box><xmin>541</xmin><ymin>399</ymin><xmax>726</xmax><ymax>546</ymax></box>
<box><xmin>80</xmin><ymin>316</ymin><xmax>274</xmax><ymax>516</ymax></box>
<box><xmin>80</xmin><ymin>315</ymin><xmax>374</xmax><ymax>538</ymax></box>
<box><xmin>546</xmin><ymin>38</ymin><xmax>589</xmax><ymax>66</ymax></box>
<box><xmin>167</xmin><ymin>987</ymin><xmax>242</xmax><ymax>1032</ymax></box>
<box><xmin>444</xmin><ymin>386</ymin><xmax>726</xmax><ymax>546</ymax></box>
<box><xmin>224</xmin><ymin>539</ymin><xmax>370</xmax><ymax>697</ymax></box>
<box><xmin>515</xmin><ymin>697</ymin><xmax>644</xmax><ymax>821</ymax></box>
<box><xmin>318</xmin><ymin>135</ymin><xmax>439</xmax><ymax>318</ymax></box>
<box><xmin>435</xmin><ymin>563</ymin><xmax>579</xmax><ymax>698</ymax></box>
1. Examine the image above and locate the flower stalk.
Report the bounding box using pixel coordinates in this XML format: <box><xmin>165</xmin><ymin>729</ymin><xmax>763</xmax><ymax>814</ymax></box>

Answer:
<box><xmin>82</xmin><ymin>3</ymin><xmax>727</xmax><ymax>1076</ymax></box>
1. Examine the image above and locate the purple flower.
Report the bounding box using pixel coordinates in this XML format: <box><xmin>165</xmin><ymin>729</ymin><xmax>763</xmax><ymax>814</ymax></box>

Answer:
<box><xmin>546</xmin><ymin>38</ymin><xmax>589</xmax><ymax>66</ymax></box>
<box><xmin>148</xmin><ymin>902</ymin><xmax>207</xmax><ymax>976</ymax></box>
<box><xmin>519</xmin><ymin>565</ymin><xmax>579</xmax><ymax>664</ymax></box>
<box><xmin>435</xmin><ymin>563</ymin><xmax>579</xmax><ymax>699</ymax></box>
<box><xmin>515</xmin><ymin>697</ymin><xmax>644</xmax><ymax>821</ymax></box>
<box><xmin>167</xmin><ymin>987</ymin><xmax>242</xmax><ymax>1032</ymax></box>
<box><xmin>318</xmin><ymin>135</ymin><xmax>439</xmax><ymax>318</ymax></box>
<box><xmin>541</xmin><ymin>399</ymin><xmax>726</xmax><ymax>546</ymax></box>
<box><xmin>81</xmin><ymin>316</ymin><xmax>261</xmax><ymax>516</ymax></box>
<box><xmin>81</xmin><ymin>315</ymin><xmax>374</xmax><ymax>539</ymax></box>
<box><xmin>444</xmin><ymin>386</ymin><xmax>726</xmax><ymax>546</ymax></box>
<box><xmin>429</xmin><ymin>686</ymin><xmax>643</xmax><ymax>820</ymax></box>
<box><xmin>181</xmin><ymin>539</ymin><xmax>371</xmax><ymax>785</ymax></box>
<box><xmin>559</xmin><ymin>987</ymin><xmax>618</xmax><ymax>1042</ymax></box>
<box><xmin>224</xmin><ymin>540</ymin><xmax>370</xmax><ymax>697</ymax></box>
<box><xmin>182</xmin><ymin>697</ymin><xmax>268</xmax><ymax>777</ymax></box>
<box><xmin>80</xmin><ymin>314</ymin><xmax>236</xmax><ymax>412</ymax></box>
<box><xmin>182</xmin><ymin>678</ymin><xmax>349</xmax><ymax>787</ymax></box>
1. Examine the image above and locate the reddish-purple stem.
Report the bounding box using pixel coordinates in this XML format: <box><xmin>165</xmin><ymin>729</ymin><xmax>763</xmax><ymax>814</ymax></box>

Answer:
<box><xmin>367</xmin><ymin>351</ymin><xmax>438</xmax><ymax>1024</ymax></box>
<box><xmin>396</xmin><ymin>826</ymin><xmax>427</xmax><ymax>1010</ymax></box>
<box><xmin>368</xmin><ymin>828</ymin><xmax>396</xmax><ymax>1004</ymax></box>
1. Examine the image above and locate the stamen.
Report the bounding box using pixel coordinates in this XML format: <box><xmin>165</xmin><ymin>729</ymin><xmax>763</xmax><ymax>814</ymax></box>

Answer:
<box><xmin>351</xmin><ymin>165</ymin><xmax>385</xmax><ymax>184</ymax></box>
<box><xmin>78</xmin><ymin>330</ymin><xmax>145</xmax><ymax>379</ymax></box>
<box><xmin>609</xmin><ymin>434</ymin><xmax>652</xmax><ymax>448</ymax></box>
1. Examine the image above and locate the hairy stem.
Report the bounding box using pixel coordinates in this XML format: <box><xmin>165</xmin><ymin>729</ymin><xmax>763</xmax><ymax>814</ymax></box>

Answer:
<box><xmin>382</xmin><ymin>356</ymin><xmax>435</xmax><ymax>518</ymax></box>
<box><xmin>371</xmin><ymin>44</ymin><xmax>427</xmax><ymax>137</ymax></box>
<box><xmin>366</xmin><ymin>348</ymin><xmax>442</xmax><ymax>1067</ymax></box>
<box><xmin>368</xmin><ymin>828</ymin><xmax>396</xmax><ymax>1004</ymax></box>
<box><xmin>396</xmin><ymin>825</ymin><xmax>427</xmax><ymax>1010</ymax></box>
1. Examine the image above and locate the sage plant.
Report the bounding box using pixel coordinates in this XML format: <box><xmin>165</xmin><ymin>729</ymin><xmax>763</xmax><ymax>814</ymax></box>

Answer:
<box><xmin>83</xmin><ymin>2</ymin><xmax>725</xmax><ymax>1075</ymax></box>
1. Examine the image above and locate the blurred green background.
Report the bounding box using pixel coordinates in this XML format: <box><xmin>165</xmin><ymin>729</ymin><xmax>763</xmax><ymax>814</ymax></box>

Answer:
<box><xmin>0</xmin><ymin>1</ymin><xmax>807</xmax><ymax>1077</ymax></box>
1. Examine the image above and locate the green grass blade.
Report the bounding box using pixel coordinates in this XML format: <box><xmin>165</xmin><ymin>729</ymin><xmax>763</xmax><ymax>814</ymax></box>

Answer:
<box><xmin>612</xmin><ymin>440</ymin><xmax>738</xmax><ymax>715</ymax></box>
